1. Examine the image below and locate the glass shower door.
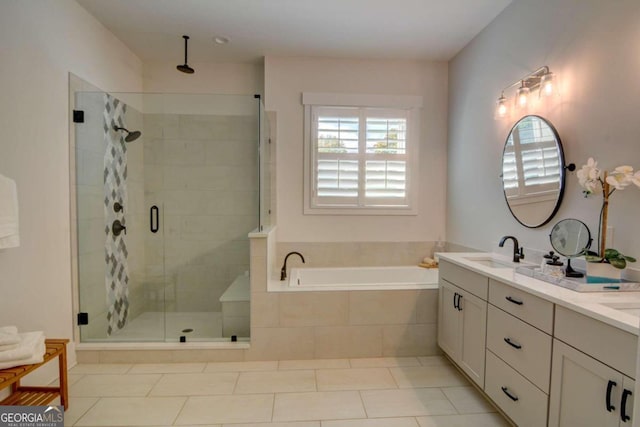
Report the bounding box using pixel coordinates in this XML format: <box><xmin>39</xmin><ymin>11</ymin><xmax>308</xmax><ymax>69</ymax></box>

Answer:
<box><xmin>74</xmin><ymin>90</ymin><xmax>166</xmax><ymax>342</ymax></box>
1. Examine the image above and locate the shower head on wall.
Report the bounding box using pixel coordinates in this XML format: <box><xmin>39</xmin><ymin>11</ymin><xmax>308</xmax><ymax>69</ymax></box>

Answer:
<box><xmin>113</xmin><ymin>126</ymin><xmax>142</xmax><ymax>143</ymax></box>
<box><xmin>177</xmin><ymin>35</ymin><xmax>195</xmax><ymax>74</ymax></box>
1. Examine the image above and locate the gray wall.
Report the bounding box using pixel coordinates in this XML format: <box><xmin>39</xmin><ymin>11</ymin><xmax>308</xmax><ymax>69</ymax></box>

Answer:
<box><xmin>447</xmin><ymin>0</ymin><xmax>640</xmax><ymax>268</ymax></box>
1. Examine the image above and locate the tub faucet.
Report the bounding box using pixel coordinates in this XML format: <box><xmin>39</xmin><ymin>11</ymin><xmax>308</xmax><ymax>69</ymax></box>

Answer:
<box><xmin>281</xmin><ymin>251</ymin><xmax>305</xmax><ymax>281</ymax></box>
<box><xmin>499</xmin><ymin>236</ymin><xmax>524</xmax><ymax>263</ymax></box>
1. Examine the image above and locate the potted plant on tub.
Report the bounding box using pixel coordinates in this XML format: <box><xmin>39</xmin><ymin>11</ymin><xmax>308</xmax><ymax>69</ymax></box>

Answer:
<box><xmin>577</xmin><ymin>158</ymin><xmax>639</xmax><ymax>283</ymax></box>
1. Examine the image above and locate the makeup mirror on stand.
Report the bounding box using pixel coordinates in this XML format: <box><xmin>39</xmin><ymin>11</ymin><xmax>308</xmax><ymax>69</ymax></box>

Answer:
<box><xmin>549</xmin><ymin>219</ymin><xmax>592</xmax><ymax>278</ymax></box>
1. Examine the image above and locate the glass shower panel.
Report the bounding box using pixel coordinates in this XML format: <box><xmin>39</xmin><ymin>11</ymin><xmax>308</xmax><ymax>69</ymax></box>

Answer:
<box><xmin>259</xmin><ymin>100</ymin><xmax>272</xmax><ymax>231</ymax></box>
<box><xmin>75</xmin><ymin>91</ymin><xmax>259</xmax><ymax>343</ymax></box>
<box><xmin>75</xmin><ymin>91</ymin><xmax>165</xmax><ymax>342</ymax></box>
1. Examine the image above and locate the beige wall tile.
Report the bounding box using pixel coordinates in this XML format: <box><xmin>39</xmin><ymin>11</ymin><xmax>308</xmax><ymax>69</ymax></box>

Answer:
<box><xmin>99</xmin><ymin>350</ymin><xmax>174</xmax><ymax>364</ymax></box>
<box><xmin>171</xmin><ymin>349</ymin><xmax>246</xmax><ymax>363</ymax></box>
<box><xmin>415</xmin><ymin>290</ymin><xmax>439</xmax><ymax>324</ymax></box>
<box><xmin>251</xmin><ymin>238</ymin><xmax>267</xmax><ymax>258</ymax></box>
<box><xmin>382</xmin><ymin>324</ymin><xmax>438</xmax><ymax>357</ymax></box>
<box><xmin>75</xmin><ymin>351</ymin><xmax>100</xmax><ymax>364</ymax></box>
<box><xmin>314</xmin><ymin>326</ymin><xmax>382</xmax><ymax>359</ymax></box>
<box><xmin>247</xmin><ymin>327</ymin><xmax>315</xmax><ymax>361</ymax></box>
<box><xmin>250</xmin><ymin>255</ymin><xmax>267</xmax><ymax>293</ymax></box>
<box><xmin>349</xmin><ymin>291</ymin><xmax>418</xmax><ymax>325</ymax></box>
<box><xmin>279</xmin><ymin>292</ymin><xmax>349</xmax><ymax>327</ymax></box>
<box><xmin>251</xmin><ymin>292</ymin><xmax>280</xmax><ymax>327</ymax></box>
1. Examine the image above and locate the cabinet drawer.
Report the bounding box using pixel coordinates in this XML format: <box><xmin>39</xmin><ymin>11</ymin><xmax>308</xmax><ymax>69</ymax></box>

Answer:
<box><xmin>489</xmin><ymin>279</ymin><xmax>554</xmax><ymax>333</ymax></box>
<box><xmin>487</xmin><ymin>305</ymin><xmax>552</xmax><ymax>392</ymax></box>
<box><xmin>439</xmin><ymin>260</ymin><xmax>488</xmax><ymax>300</ymax></box>
<box><xmin>555</xmin><ymin>305</ymin><xmax>637</xmax><ymax>379</ymax></box>
<box><xmin>485</xmin><ymin>350</ymin><xmax>548</xmax><ymax>427</ymax></box>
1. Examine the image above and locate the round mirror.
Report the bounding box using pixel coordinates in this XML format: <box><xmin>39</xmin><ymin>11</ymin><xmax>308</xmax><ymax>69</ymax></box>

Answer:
<box><xmin>550</xmin><ymin>218</ymin><xmax>592</xmax><ymax>278</ymax></box>
<box><xmin>502</xmin><ymin>115</ymin><xmax>567</xmax><ymax>228</ymax></box>
<box><xmin>550</xmin><ymin>219</ymin><xmax>592</xmax><ymax>257</ymax></box>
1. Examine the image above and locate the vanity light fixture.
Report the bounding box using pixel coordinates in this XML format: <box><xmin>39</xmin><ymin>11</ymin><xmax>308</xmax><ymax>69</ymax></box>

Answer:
<box><xmin>494</xmin><ymin>66</ymin><xmax>555</xmax><ymax>119</ymax></box>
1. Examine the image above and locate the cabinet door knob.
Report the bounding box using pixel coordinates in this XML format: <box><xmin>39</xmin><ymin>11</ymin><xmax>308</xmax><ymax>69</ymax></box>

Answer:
<box><xmin>501</xmin><ymin>386</ymin><xmax>519</xmax><ymax>402</ymax></box>
<box><xmin>606</xmin><ymin>380</ymin><xmax>617</xmax><ymax>412</ymax></box>
<box><xmin>505</xmin><ymin>296</ymin><xmax>523</xmax><ymax>305</ymax></box>
<box><xmin>504</xmin><ymin>337</ymin><xmax>522</xmax><ymax>349</ymax></box>
<box><xmin>621</xmin><ymin>388</ymin><xmax>632</xmax><ymax>422</ymax></box>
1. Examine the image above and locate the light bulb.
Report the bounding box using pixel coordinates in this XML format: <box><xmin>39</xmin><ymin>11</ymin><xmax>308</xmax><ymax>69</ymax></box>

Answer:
<box><xmin>540</xmin><ymin>72</ymin><xmax>555</xmax><ymax>97</ymax></box>
<box><xmin>495</xmin><ymin>93</ymin><xmax>508</xmax><ymax>119</ymax></box>
<box><xmin>517</xmin><ymin>85</ymin><xmax>530</xmax><ymax>108</ymax></box>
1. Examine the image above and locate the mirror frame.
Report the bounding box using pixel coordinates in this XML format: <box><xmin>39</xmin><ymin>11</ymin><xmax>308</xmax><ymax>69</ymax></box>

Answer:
<box><xmin>502</xmin><ymin>115</ymin><xmax>567</xmax><ymax>228</ymax></box>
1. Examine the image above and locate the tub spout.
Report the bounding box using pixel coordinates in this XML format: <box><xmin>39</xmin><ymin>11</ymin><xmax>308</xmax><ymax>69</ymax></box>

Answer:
<box><xmin>281</xmin><ymin>251</ymin><xmax>305</xmax><ymax>281</ymax></box>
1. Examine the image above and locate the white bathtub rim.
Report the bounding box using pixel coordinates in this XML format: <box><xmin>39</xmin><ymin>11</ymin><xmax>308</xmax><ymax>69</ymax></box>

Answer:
<box><xmin>268</xmin><ymin>265</ymin><xmax>439</xmax><ymax>292</ymax></box>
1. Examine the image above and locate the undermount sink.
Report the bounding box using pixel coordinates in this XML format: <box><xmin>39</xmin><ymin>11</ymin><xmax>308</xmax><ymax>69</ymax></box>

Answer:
<box><xmin>599</xmin><ymin>302</ymin><xmax>640</xmax><ymax>317</ymax></box>
<box><xmin>463</xmin><ymin>256</ymin><xmax>518</xmax><ymax>269</ymax></box>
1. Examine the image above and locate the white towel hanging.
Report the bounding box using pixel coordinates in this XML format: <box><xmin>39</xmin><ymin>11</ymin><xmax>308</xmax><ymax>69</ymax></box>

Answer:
<box><xmin>0</xmin><ymin>173</ymin><xmax>20</xmax><ymax>249</ymax></box>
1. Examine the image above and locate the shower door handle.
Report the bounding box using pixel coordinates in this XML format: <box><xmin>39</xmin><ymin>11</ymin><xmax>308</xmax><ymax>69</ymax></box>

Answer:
<box><xmin>150</xmin><ymin>205</ymin><xmax>159</xmax><ymax>233</ymax></box>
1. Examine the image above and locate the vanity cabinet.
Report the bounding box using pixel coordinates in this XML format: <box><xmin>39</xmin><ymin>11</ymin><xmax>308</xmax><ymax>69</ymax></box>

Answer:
<box><xmin>549</xmin><ymin>306</ymin><xmax>637</xmax><ymax>426</ymax></box>
<box><xmin>549</xmin><ymin>339</ymin><xmax>634</xmax><ymax>426</ymax></box>
<box><xmin>438</xmin><ymin>260</ymin><xmax>488</xmax><ymax>387</ymax></box>
<box><xmin>437</xmin><ymin>256</ymin><xmax>639</xmax><ymax>427</ymax></box>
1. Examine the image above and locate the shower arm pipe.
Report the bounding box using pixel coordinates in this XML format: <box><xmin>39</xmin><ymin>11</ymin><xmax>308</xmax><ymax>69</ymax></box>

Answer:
<box><xmin>183</xmin><ymin>35</ymin><xmax>189</xmax><ymax>64</ymax></box>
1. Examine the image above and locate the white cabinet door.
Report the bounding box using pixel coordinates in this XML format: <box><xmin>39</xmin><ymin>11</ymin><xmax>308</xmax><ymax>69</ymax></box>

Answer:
<box><xmin>550</xmin><ymin>339</ymin><xmax>623</xmax><ymax>427</ymax></box>
<box><xmin>438</xmin><ymin>279</ymin><xmax>487</xmax><ymax>388</ymax></box>
<box><xmin>458</xmin><ymin>287</ymin><xmax>487</xmax><ymax>387</ymax></box>
<box><xmin>438</xmin><ymin>279</ymin><xmax>461</xmax><ymax>360</ymax></box>
<box><xmin>622</xmin><ymin>376</ymin><xmax>634</xmax><ymax>426</ymax></box>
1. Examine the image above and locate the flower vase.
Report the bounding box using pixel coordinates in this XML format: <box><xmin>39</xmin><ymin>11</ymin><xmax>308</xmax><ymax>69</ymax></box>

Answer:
<box><xmin>586</xmin><ymin>262</ymin><xmax>622</xmax><ymax>284</ymax></box>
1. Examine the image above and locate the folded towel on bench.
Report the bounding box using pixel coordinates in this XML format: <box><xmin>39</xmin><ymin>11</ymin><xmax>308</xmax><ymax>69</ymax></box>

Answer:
<box><xmin>0</xmin><ymin>331</ymin><xmax>45</xmax><ymax>369</ymax></box>
<box><xmin>0</xmin><ymin>326</ymin><xmax>20</xmax><ymax>347</ymax></box>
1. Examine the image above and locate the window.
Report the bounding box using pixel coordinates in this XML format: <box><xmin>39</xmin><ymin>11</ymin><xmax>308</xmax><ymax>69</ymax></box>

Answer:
<box><xmin>303</xmin><ymin>93</ymin><xmax>421</xmax><ymax>215</ymax></box>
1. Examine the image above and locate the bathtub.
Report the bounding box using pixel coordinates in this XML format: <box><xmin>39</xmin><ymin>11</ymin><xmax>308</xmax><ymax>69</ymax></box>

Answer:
<box><xmin>286</xmin><ymin>266</ymin><xmax>438</xmax><ymax>291</ymax></box>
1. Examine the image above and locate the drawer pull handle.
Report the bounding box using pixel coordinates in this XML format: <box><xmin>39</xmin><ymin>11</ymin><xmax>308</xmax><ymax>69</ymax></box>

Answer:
<box><xmin>606</xmin><ymin>380</ymin><xmax>617</xmax><ymax>412</ymax></box>
<box><xmin>456</xmin><ymin>294</ymin><xmax>463</xmax><ymax>311</ymax></box>
<box><xmin>505</xmin><ymin>296</ymin><xmax>523</xmax><ymax>305</ymax></box>
<box><xmin>621</xmin><ymin>388</ymin><xmax>632</xmax><ymax>422</ymax></box>
<box><xmin>504</xmin><ymin>337</ymin><xmax>522</xmax><ymax>349</ymax></box>
<box><xmin>501</xmin><ymin>386</ymin><xmax>519</xmax><ymax>402</ymax></box>
<box><xmin>453</xmin><ymin>292</ymin><xmax>458</xmax><ymax>309</ymax></box>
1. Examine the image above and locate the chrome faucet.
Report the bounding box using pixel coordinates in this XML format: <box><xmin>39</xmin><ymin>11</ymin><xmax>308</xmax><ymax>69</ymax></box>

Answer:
<box><xmin>280</xmin><ymin>251</ymin><xmax>305</xmax><ymax>281</ymax></box>
<box><xmin>499</xmin><ymin>236</ymin><xmax>524</xmax><ymax>263</ymax></box>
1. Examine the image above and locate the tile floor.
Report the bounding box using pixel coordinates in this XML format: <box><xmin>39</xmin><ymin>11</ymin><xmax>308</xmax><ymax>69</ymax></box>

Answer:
<box><xmin>62</xmin><ymin>356</ymin><xmax>511</xmax><ymax>426</ymax></box>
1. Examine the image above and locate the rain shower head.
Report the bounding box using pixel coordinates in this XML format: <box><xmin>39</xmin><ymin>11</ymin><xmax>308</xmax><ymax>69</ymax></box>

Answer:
<box><xmin>177</xmin><ymin>35</ymin><xmax>195</xmax><ymax>74</ymax></box>
<box><xmin>114</xmin><ymin>126</ymin><xmax>142</xmax><ymax>143</ymax></box>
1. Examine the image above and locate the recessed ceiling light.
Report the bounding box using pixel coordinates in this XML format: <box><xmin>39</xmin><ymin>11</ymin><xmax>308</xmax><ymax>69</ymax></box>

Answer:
<box><xmin>214</xmin><ymin>36</ymin><xmax>229</xmax><ymax>45</ymax></box>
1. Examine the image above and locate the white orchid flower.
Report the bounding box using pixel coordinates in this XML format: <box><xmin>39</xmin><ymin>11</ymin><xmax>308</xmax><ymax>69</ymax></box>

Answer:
<box><xmin>606</xmin><ymin>165</ymin><xmax>633</xmax><ymax>190</ymax></box>
<box><xmin>631</xmin><ymin>170</ymin><xmax>640</xmax><ymax>188</ymax></box>
<box><xmin>577</xmin><ymin>157</ymin><xmax>601</xmax><ymax>194</ymax></box>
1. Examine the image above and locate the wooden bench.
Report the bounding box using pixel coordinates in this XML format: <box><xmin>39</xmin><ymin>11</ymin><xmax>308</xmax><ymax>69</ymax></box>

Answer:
<box><xmin>0</xmin><ymin>339</ymin><xmax>69</xmax><ymax>409</ymax></box>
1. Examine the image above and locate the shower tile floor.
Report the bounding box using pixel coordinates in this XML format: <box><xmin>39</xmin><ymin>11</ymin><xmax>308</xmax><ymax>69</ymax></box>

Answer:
<box><xmin>62</xmin><ymin>356</ymin><xmax>511</xmax><ymax>426</ymax></box>
<box><xmin>108</xmin><ymin>312</ymin><xmax>223</xmax><ymax>341</ymax></box>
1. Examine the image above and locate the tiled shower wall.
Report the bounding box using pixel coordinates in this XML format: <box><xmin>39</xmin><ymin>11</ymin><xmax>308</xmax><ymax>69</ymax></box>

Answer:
<box><xmin>75</xmin><ymin>93</ymin><xmax>145</xmax><ymax>339</ymax></box>
<box><xmin>143</xmin><ymin>114</ymin><xmax>258</xmax><ymax>313</ymax></box>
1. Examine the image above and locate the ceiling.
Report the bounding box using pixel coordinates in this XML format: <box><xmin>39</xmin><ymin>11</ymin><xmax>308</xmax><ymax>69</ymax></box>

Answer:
<box><xmin>77</xmin><ymin>0</ymin><xmax>512</xmax><ymax>63</ymax></box>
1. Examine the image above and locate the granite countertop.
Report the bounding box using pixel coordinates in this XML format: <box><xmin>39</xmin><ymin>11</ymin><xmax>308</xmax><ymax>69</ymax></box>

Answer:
<box><xmin>438</xmin><ymin>252</ymin><xmax>640</xmax><ymax>336</ymax></box>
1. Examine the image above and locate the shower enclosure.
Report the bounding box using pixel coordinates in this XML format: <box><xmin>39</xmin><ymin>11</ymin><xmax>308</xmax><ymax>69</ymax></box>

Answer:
<box><xmin>72</xmin><ymin>89</ymin><xmax>270</xmax><ymax>342</ymax></box>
